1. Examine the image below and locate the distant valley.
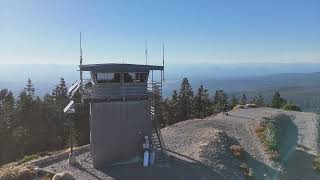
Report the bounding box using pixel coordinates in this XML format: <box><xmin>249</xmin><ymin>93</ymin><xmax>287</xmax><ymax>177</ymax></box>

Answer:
<box><xmin>1</xmin><ymin>63</ymin><xmax>320</xmax><ymax>112</ymax></box>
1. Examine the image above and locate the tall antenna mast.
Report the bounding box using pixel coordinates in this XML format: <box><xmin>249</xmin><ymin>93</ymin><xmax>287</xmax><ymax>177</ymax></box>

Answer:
<box><xmin>80</xmin><ymin>32</ymin><xmax>83</xmax><ymax>65</ymax></box>
<box><xmin>80</xmin><ymin>32</ymin><xmax>83</xmax><ymax>103</ymax></box>
<box><xmin>145</xmin><ymin>40</ymin><xmax>148</xmax><ymax>65</ymax></box>
<box><xmin>162</xmin><ymin>43</ymin><xmax>165</xmax><ymax>82</ymax></box>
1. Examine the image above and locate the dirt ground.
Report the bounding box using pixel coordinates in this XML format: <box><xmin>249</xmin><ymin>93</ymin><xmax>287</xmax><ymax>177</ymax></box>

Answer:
<box><xmin>36</xmin><ymin>107</ymin><xmax>320</xmax><ymax>179</ymax></box>
<box><xmin>163</xmin><ymin>107</ymin><xmax>320</xmax><ymax>180</ymax></box>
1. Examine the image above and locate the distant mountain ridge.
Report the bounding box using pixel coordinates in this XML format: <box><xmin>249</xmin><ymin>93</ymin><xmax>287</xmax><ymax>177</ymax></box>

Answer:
<box><xmin>1</xmin><ymin>63</ymin><xmax>320</xmax><ymax>111</ymax></box>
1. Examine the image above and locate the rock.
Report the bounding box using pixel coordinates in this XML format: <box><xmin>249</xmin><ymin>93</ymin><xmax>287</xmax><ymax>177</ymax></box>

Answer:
<box><xmin>233</xmin><ymin>105</ymin><xmax>245</xmax><ymax>110</ymax></box>
<box><xmin>68</xmin><ymin>153</ymin><xmax>77</xmax><ymax>166</ymax></box>
<box><xmin>52</xmin><ymin>171</ymin><xmax>76</xmax><ymax>180</ymax></box>
<box><xmin>245</xmin><ymin>104</ymin><xmax>257</xmax><ymax>108</ymax></box>
<box><xmin>16</xmin><ymin>167</ymin><xmax>35</xmax><ymax>179</ymax></box>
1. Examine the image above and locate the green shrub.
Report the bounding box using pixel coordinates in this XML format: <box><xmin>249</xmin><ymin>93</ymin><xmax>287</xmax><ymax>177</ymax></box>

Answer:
<box><xmin>314</xmin><ymin>156</ymin><xmax>320</xmax><ymax>171</ymax></box>
<box><xmin>19</xmin><ymin>154</ymin><xmax>40</xmax><ymax>164</ymax></box>
<box><xmin>283</xmin><ymin>103</ymin><xmax>301</xmax><ymax>112</ymax></box>
<box><xmin>256</xmin><ymin>119</ymin><xmax>280</xmax><ymax>161</ymax></box>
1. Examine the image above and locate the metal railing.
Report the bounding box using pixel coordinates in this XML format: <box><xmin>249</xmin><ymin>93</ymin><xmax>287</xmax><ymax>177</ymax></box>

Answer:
<box><xmin>147</xmin><ymin>81</ymin><xmax>162</xmax><ymax>97</ymax></box>
<box><xmin>150</xmin><ymin>106</ymin><xmax>166</xmax><ymax>152</ymax></box>
<box><xmin>81</xmin><ymin>80</ymin><xmax>162</xmax><ymax>99</ymax></box>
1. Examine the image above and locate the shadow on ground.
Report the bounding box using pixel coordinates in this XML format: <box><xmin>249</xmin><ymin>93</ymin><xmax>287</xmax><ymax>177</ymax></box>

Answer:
<box><xmin>272</xmin><ymin>114</ymin><xmax>319</xmax><ymax>180</ymax></box>
<box><xmin>261</xmin><ymin>114</ymin><xmax>320</xmax><ymax>180</ymax></box>
<box><xmin>242</xmin><ymin>150</ymin><xmax>278</xmax><ymax>180</ymax></box>
<box><xmin>96</xmin><ymin>156</ymin><xmax>223</xmax><ymax>180</ymax></box>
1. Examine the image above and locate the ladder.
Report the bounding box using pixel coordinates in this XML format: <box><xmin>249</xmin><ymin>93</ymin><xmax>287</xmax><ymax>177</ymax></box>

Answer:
<box><xmin>150</xmin><ymin>105</ymin><xmax>167</xmax><ymax>164</ymax></box>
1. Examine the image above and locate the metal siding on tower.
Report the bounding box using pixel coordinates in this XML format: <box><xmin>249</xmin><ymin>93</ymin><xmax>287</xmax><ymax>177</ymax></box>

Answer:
<box><xmin>90</xmin><ymin>100</ymin><xmax>152</xmax><ymax>167</ymax></box>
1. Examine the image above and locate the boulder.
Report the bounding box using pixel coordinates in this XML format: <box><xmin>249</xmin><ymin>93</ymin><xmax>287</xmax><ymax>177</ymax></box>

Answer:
<box><xmin>233</xmin><ymin>105</ymin><xmax>245</xmax><ymax>110</ymax></box>
<box><xmin>52</xmin><ymin>171</ymin><xmax>75</xmax><ymax>180</ymax></box>
<box><xmin>17</xmin><ymin>167</ymin><xmax>35</xmax><ymax>179</ymax></box>
<box><xmin>245</xmin><ymin>104</ymin><xmax>257</xmax><ymax>108</ymax></box>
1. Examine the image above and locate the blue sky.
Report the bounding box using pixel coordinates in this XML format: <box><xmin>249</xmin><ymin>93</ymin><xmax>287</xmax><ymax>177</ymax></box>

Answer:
<box><xmin>1</xmin><ymin>0</ymin><xmax>320</xmax><ymax>65</ymax></box>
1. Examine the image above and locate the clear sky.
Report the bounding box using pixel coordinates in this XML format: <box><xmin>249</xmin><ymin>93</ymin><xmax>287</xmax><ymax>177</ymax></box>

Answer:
<box><xmin>1</xmin><ymin>0</ymin><xmax>320</xmax><ymax>65</ymax></box>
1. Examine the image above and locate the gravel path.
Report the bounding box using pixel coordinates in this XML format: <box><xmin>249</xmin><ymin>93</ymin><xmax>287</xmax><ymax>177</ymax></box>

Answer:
<box><xmin>43</xmin><ymin>146</ymin><xmax>224</xmax><ymax>180</ymax></box>
<box><xmin>162</xmin><ymin>121</ymin><xmax>245</xmax><ymax>179</ymax></box>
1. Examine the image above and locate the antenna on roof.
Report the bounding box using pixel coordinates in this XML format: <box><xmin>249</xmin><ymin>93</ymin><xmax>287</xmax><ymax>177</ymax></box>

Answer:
<box><xmin>80</xmin><ymin>32</ymin><xmax>83</xmax><ymax>103</ymax></box>
<box><xmin>162</xmin><ymin>43</ymin><xmax>165</xmax><ymax>82</ymax></box>
<box><xmin>145</xmin><ymin>40</ymin><xmax>148</xmax><ymax>65</ymax></box>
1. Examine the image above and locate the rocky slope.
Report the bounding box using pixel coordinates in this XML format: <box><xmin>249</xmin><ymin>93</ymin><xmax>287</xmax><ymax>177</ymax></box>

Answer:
<box><xmin>162</xmin><ymin>107</ymin><xmax>320</xmax><ymax>180</ymax></box>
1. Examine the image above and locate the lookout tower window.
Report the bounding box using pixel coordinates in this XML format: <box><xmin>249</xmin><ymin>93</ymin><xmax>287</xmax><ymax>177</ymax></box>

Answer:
<box><xmin>124</xmin><ymin>73</ymin><xmax>135</xmax><ymax>83</ymax></box>
<box><xmin>135</xmin><ymin>73</ymin><xmax>148</xmax><ymax>83</ymax></box>
<box><xmin>96</xmin><ymin>73</ymin><xmax>121</xmax><ymax>83</ymax></box>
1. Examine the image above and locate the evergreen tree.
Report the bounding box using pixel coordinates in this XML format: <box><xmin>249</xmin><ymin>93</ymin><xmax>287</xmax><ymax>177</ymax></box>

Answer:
<box><xmin>177</xmin><ymin>78</ymin><xmax>194</xmax><ymax>122</ymax></box>
<box><xmin>213</xmin><ymin>90</ymin><xmax>228</xmax><ymax>113</ymax></box>
<box><xmin>0</xmin><ymin>77</ymin><xmax>92</xmax><ymax>165</ymax></box>
<box><xmin>172</xmin><ymin>90</ymin><xmax>178</xmax><ymax>103</ymax></box>
<box><xmin>271</xmin><ymin>91</ymin><xmax>286</xmax><ymax>108</ymax></box>
<box><xmin>0</xmin><ymin>89</ymin><xmax>16</xmax><ymax>164</ymax></box>
<box><xmin>170</xmin><ymin>90</ymin><xmax>179</xmax><ymax>124</ymax></box>
<box><xmin>202</xmin><ymin>88</ymin><xmax>211</xmax><ymax>117</ymax></box>
<box><xmin>153</xmin><ymin>84</ymin><xmax>165</xmax><ymax>127</ymax></box>
<box><xmin>252</xmin><ymin>95</ymin><xmax>265</xmax><ymax>107</ymax></box>
<box><xmin>240</xmin><ymin>93</ymin><xmax>247</xmax><ymax>105</ymax></box>
<box><xmin>15</xmin><ymin>79</ymin><xmax>43</xmax><ymax>155</ymax></box>
<box><xmin>52</xmin><ymin>78</ymin><xmax>70</xmax><ymax>147</ymax></box>
<box><xmin>24</xmin><ymin>78</ymin><xmax>35</xmax><ymax>98</ymax></box>
<box><xmin>194</xmin><ymin>85</ymin><xmax>210</xmax><ymax>118</ymax></box>
<box><xmin>162</xmin><ymin>98</ymin><xmax>175</xmax><ymax>126</ymax></box>
<box><xmin>52</xmin><ymin>78</ymin><xmax>68</xmax><ymax>106</ymax></box>
<box><xmin>230</xmin><ymin>95</ymin><xmax>238</xmax><ymax>109</ymax></box>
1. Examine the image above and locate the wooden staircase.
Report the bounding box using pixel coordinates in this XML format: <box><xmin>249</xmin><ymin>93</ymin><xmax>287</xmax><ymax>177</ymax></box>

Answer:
<box><xmin>150</xmin><ymin>106</ymin><xmax>167</xmax><ymax>164</ymax></box>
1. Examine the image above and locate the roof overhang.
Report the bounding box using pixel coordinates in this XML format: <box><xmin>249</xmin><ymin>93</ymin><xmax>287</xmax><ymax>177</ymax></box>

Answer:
<box><xmin>80</xmin><ymin>63</ymin><xmax>164</xmax><ymax>72</ymax></box>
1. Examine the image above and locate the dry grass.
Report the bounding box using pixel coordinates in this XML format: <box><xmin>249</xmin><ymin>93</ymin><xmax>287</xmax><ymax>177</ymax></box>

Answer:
<box><xmin>229</xmin><ymin>145</ymin><xmax>243</xmax><ymax>158</ymax></box>
<box><xmin>254</xmin><ymin>123</ymin><xmax>265</xmax><ymax>133</ymax></box>
<box><xmin>0</xmin><ymin>166</ymin><xmax>35</xmax><ymax>180</ymax></box>
<box><xmin>239</xmin><ymin>163</ymin><xmax>254</xmax><ymax>177</ymax></box>
<box><xmin>0</xmin><ymin>165</ymin><xmax>53</xmax><ymax>180</ymax></box>
<box><xmin>314</xmin><ymin>156</ymin><xmax>320</xmax><ymax>171</ymax></box>
<box><xmin>229</xmin><ymin>145</ymin><xmax>254</xmax><ymax>177</ymax></box>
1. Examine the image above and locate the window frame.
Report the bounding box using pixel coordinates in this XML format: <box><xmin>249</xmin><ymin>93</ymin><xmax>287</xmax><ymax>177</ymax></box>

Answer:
<box><xmin>94</xmin><ymin>72</ymin><xmax>121</xmax><ymax>84</ymax></box>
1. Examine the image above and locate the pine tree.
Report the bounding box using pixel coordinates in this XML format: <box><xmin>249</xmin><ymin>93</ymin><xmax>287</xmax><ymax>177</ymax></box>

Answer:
<box><xmin>172</xmin><ymin>90</ymin><xmax>178</xmax><ymax>103</ymax></box>
<box><xmin>52</xmin><ymin>78</ymin><xmax>68</xmax><ymax>106</ymax></box>
<box><xmin>194</xmin><ymin>85</ymin><xmax>210</xmax><ymax>118</ymax></box>
<box><xmin>252</xmin><ymin>95</ymin><xmax>264</xmax><ymax>107</ymax></box>
<box><xmin>240</xmin><ymin>93</ymin><xmax>247</xmax><ymax>105</ymax></box>
<box><xmin>162</xmin><ymin>98</ymin><xmax>175</xmax><ymax>126</ymax></box>
<box><xmin>24</xmin><ymin>78</ymin><xmax>35</xmax><ymax>98</ymax></box>
<box><xmin>213</xmin><ymin>90</ymin><xmax>227</xmax><ymax>113</ymax></box>
<box><xmin>177</xmin><ymin>78</ymin><xmax>194</xmax><ymax>122</ymax></box>
<box><xmin>271</xmin><ymin>91</ymin><xmax>286</xmax><ymax>108</ymax></box>
<box><xmin>15</xmin><ymin>79</ymin><xmax>45</xmax><ymax>155</ymax></box>
<box><xmin>153</xmin><ymin>84</ymin><xmax>165</xmax><ymax>127</ymax></box>
<box><xmin>230</xmin><ymin>95</ymin><xmax>238</xmax><ymax>109</ymax></box>
<box><xmin>202</xmin><ymin>88</ymin><xmax>211</xmax><ymax>117</ymax></box>
<box><xmin>53</xmin><ymin>78</ymin><xmax>70</xmax><ymax>147</ymax></box>
<box><xmin>170</xmin><ymin>90</ymin><xmax>179</xmax><ymax>124</ymax></box>
<box><xmin>0</xmin><ymin>89</ymin><xmax>16</xmax><ymax>164</ymax></box>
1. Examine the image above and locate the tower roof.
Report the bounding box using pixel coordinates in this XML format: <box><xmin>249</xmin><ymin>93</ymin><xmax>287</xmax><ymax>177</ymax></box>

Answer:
<box><xmin>80</xmin><ymin>63</ymin><xmax>163</xmax><ymax>72</ymax></box>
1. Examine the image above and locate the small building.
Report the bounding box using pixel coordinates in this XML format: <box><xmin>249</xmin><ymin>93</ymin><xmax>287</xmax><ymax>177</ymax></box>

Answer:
<box><xmin>80</xmin><ymin>63</ymin><xmax>165</xmax><ymax>168</ymax></box>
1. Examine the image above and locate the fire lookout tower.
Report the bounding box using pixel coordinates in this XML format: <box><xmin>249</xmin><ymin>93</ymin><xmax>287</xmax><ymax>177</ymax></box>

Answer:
<box><xmin>78</xmin><ymin>63</ymin><xmax>166</xmax><ymax>168</ymax></box>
